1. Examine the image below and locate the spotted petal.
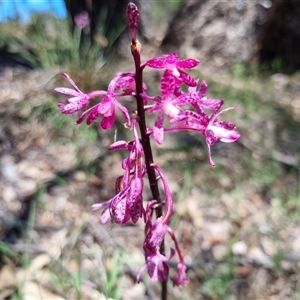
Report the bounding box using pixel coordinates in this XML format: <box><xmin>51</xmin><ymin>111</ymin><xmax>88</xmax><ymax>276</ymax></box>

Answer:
<box><xmin>176</xmin><ymin>58</ymin><xmax>199</xmax><ymax>69</ymax></box>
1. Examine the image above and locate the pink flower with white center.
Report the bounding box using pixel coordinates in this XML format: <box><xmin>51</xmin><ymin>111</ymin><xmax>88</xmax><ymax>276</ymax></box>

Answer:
<box><xmin>86</xmin><ymin>94</ymin><xmax>116</xmax><ymax>128</ymax></box>
<box><xmin>115</xmin><ymin>74</ymin><xmax>136</xmax><ymax>94</ymax></box>
<box><xmin>149</xmin><ymin>70</ymin><xmax>182</xmax><ymax>144</ymax></box>
<box><xmin>145</xmin><ymin>52</ymin><xmax>199</xmax><ymax>87</ymax></box>
<box><xmin>173</xmin><ymin>80</ymin><xmax>224</xmax><ymax>114</ymax></box>
<box><xmin>55</xmin><ymin>73</ymin><xmax>94</xmax><ymax>115</ymax></box>
<box><xmin>165</xmin><ymin>105</ymin><xmax>240</xmax><ymax>166</ymax></box>
<box><xmin>76</xmin><ymin>74</ymin><xmax>131</xmax><ymax>128</ymax></box>
<box><xmin>204</xmin><ymin>107</ymin><xmax>240</xmax><ymax>166</ymax></box>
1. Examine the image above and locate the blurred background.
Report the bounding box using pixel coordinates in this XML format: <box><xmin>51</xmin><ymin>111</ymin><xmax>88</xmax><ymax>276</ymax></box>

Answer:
<box><xmin>0</xmin><ymin>0</ymin><xmax>300</xmax><ymax>299</ymax></box>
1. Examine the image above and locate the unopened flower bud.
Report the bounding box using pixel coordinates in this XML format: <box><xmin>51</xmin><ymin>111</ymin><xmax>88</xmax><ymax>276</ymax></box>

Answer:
<box><xmin>127</xmin><ymin>3</ymin><xmax>139</xmax><ymax>42</ymax></box>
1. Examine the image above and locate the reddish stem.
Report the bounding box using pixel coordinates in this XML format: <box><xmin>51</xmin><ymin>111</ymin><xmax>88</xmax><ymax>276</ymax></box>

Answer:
<box><xmin>131</xmin><ymin>40</ymin><xmax>167</xmax><ymax>300</ymax></box>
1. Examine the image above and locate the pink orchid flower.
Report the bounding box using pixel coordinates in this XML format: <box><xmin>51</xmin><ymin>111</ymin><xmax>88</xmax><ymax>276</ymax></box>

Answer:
<box><xmin>145</xmin><ymin>52</ymin><xmax>199</xmax><ymax>87</ymax></box>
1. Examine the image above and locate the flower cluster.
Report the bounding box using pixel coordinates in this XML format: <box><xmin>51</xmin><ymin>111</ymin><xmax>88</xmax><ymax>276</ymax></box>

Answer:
<box><xmin>55</xmin><ymin>2</ymin><xmax>240</xmax><ymax>288</ymax></box>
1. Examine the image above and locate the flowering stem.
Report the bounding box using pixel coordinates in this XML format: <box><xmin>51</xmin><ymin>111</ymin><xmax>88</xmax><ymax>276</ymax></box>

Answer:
<box><xmin>55</xmin><ymin>2</ymin><xmax>240</xmax><ymax>294</ymax></box>
<box><xmin>131</xmin><ymin>41</ymin><xmax>167</xmax><ymax>299</ymax></box>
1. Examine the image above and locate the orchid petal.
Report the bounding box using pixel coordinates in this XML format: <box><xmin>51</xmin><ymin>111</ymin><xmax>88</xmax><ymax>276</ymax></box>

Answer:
<box><xmin>214</xmin><ymin>120</ymin><xmax>236</xmax><ymax>130</ymax></box>
<box><xmin>206</xmin><ymin>141</ymin><xmax>216</xmax><ymax>167</ymax></box>
<box><xmin>161</xmin><ymin>70</ymin><xmax>175</xmax><ymax>99</ymax></box>
<box><xmin>165</xmin><ymin>52</ymin><xmax>178</xmax><ymax>64</ymax></box>
<box><xmin>173</xmin><ymin>263</ymin><xmax>189</xmax><ymax>286</ymax></box>
<box><xmin>146</xmin><ymin>56</ymin><xmax>167</xmax><ymax>68</ymax></box>
<box><xmin>176</xmin><ymin>58</ymin><xmax>199</xmax><ymax>69</ymax></box>
<box><xmin>109</xmin><ymin>140</ymin><xmax>129</xmax><ymax>151</ymax></box>
<box><xmin>101</xmin><ymin>114</ymin><xmax>115</xmax><ymax>129</ymax></box>
<box><xmin>54</xmin><ymin>87</ymin><xmax>80</xmax><ymax>97</ymax></box>
<box><xmin>61</xmin><ymin>72</ymin><xmax>84</xmax><ymax>94</ymax></box>
<box><xmin>86</xmin><ymin>106</ymin><xmax>99</xmax><ymax>125</ymax></box>
<box><xmin>178</xmin><ymin>70</ymin><xmax>197</xmax><ymax>87</ymax></box>
<box><xmin>153</xmin><ymin>111</ymin><xmax>164</xmax><ymax>144</ymax></box>
<box><xmin>114</xmin><ymin>101</ymin><xmax>131</xmax><ymax>126</ymax></box>
<box><xmin>59</xmin><ymin>101</ymin><xmax>84</xmax><ymax>114</ymax></box>
<box><xmin>147</xmin><ymin>252</ymin><xmax>169</xmax><ymax>282</ymax></box>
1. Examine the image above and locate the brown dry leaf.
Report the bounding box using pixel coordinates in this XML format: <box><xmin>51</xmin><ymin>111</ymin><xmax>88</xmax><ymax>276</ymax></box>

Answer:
<box><xmin>16</xmin><ymin>267</ymin><xmax>53</xmax><ymax>289</ymax></box>
<box><xmin>88</xmin><ymin>173</ymin><xmax>102</xmax><ymax>185</ymax></box>
<box><xmin>21</xmin><ymin>281</ymin><xmax>65</xmax><ymax>300</ymax></box>
<box><xmin>14</xmin><ymin>254</ymin><xmax>52</xmax><ymax>286</ymax></box>
<box><xmin>40</xmin><ymin>228</ymin><xmax>68</xmax><ymax>258</ymax></box>
<box><xmin>81</xmin><ymin>285</ymin><xmax>107</xmax><ymax>300</ymax></box>
<box><xmin>14</xmin><ymin>230</ymin><xmax>69</xmax><ymax>289</ymax></box>
<box><xmin>176</xmin><ymin>193</ymin><xmax>204</xmax><ymax>228</ymax></box>
<box><xmin>203</xmin><ymin>221</ymin><xmax>232</xmax><ymax>246</ymax></box>
<box><xmin>122</xmin><ymin>276</ymin><xmax>146</xmax><ymax>300</ymax></box>
<box><xmin>234</xmin><ymin>265</ymin><xmax>252</xmax><ymax>277</ymax></box>
<box><xmin>27</xmin><ymin>254</ymin><xmax>51</xmax><ymax>275</ymax></box>
<box><xmin>33</xmin><ymin>269</ymin><xmax>52</xmax><ymax>286</ymax></box>
<box><xmin>0</xmin><ymin>264</ymin><xmax>15</xmax><ymax>289</ymax></box>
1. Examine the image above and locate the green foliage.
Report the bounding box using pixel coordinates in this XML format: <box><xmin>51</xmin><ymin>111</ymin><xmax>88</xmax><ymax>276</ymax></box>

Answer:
<box><xmin>0</xmin><ymin>241</ymin><xmax>19</xmax><ymax>260</ymax></box>
<box><xmin>272</xmin><ymin>249</ymin><xmax>285</xmax><ymax>269</ymax></box>
<box><xmin>202</xmin><ymin>262</ymin><xmax>236</xmax><ymax>299</ymax></box>
<box><xmin>0</xmin><ymin>12</ymin><xmax>119</xmax><ymax>87</ymax></box>
<box><xmin>29</xmin><ymin>95</ymin><xmax>99</xmax><ymax>165</ymax></box>
<box><xmin>22</xmin><ymin>200</ymin><xmax>36</xmax><ymax>269</ymax></box>
<box><xmin>103</xmin><ymin>250</ymin><xmax>125</xmax><ymax>299</ymax></box>
<box><xmin>231</xmin><ymin>59</ymin><xmax>285</xmax><ymax>78</ymax></box>
<box><xmin>231</xmin><ymin>62</ymin><xmax>247</xmax><ymax>78</ymax></box>
<box><xmin>11</xmin><ymin>288</ymin><xmax>22</xmax><ymax>300</ymax></box>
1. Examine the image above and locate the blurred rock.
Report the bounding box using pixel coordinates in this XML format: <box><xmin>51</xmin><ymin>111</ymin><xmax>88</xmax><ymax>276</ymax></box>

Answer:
<box><xmin>162</xmin><ymin>0</ymin><xmax>269</xmax><ymax>68</ymax></box>
<box><xmin>291</xmin><ymin>236</ymin><xmax>300</xmax><ymax>253</ymax></box>
<box><xmin>81</xmin><ymin>285</ymin><xmax>108</xmax><ymax>300</ymax></box>
<box><xmin>0</xmin><ymin>155</ymin><xmax>18</xmax><ymax>184</ymax></box>
<box><xmin>203</xmin><ymin>221</ymin><xmax>232</xmax><ymax>247</ymax></box>
<box><xmin>271</xmin><ymin>73</ymin><xmax>290</xmax><ymax>92</ymax></box>
<box><xmin>162</xmin><ymin>0</ymin><xmax>300</xmax><ymax>73</ymax></box>
<box><xmin>122</xmin><ymin>277</ymin><xmax>146</xmax><ymax>300</ymax></box>
<box><xmin>281</xmin><ymin>260</ymin><xmax>294</xmax><ymax>272</ymax></box>
<box><xmin>261</xmin><ymin>236</ymin><xmax>276</xmax><ymax>257</ymax></box>
<box><xmin>2</xmin><ymin>186</ymin><xmax>17</xmax><ymax>203</ymax></box>
<box><xmin>73</xmin><ymin>170</ymin><xmax>87</xmax><ymax>182</ymax></box>
<box><xmin>232</xmin><ymin>241</ymin><xmax>248</xmax><ymax>256</ymax></box>
<box><xmin>212</xmin><ymin>244</ymin><xmax>227</xmax><ymax>261</ymax></box>
<box><xmin>248</xmin><ymin>247</ymin><xmax>275</xmax><ymax>269</ymax></box>
<box><xmin>176</xmin><ymin>190</ymin><xmax>204</xmax><ymax>228</ymax></box>
<box><xmin>251</xmin><ymin>268</ymin><xmax>269</xmax><ymax>295</ymax></box>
